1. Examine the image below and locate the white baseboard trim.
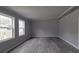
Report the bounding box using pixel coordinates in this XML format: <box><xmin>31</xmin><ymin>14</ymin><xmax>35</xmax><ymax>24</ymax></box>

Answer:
<box><xmin>59</xmin><ymin>37</ymin><xmax>79</xmax><ymax>50</ymax></box>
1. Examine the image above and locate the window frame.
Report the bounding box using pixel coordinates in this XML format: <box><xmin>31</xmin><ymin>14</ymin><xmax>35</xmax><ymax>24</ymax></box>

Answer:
<box><xmin>19</xmin><ymin>19</ymin><xmax>25</xmax><ymax>36</ymax></box>
<box><xmin>0</xmin><ymin>12</ymin><xmax>15</xmax><ymax>42</ymax></box>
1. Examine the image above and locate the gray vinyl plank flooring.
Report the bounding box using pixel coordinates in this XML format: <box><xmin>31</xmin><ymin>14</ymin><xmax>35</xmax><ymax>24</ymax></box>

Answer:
<box><xmin>10</xmin><ymin>37</ymin><xmax>79</xmax><ymax>53</ymax></box>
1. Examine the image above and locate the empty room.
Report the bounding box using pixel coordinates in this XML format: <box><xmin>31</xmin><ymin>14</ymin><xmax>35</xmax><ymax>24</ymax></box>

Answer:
<box><xmin>0</xmin><ymin>6</ymin><xmax>79</xmax><ymax>53</ymax></box>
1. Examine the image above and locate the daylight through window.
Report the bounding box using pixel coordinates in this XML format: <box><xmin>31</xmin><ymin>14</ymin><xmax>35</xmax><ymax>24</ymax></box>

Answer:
<box><xmin>19</xmin><ymin>19</ymin><xmax>25</xmax><ymax>36</ymax></box>
<box><xmin>0</xmin><ymin>13</ymin><xmax>15</xmax><ymax>41</ymax></box>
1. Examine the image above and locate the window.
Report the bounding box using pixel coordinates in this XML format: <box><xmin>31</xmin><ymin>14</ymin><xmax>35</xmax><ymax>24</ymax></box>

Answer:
<box><xmin>19</xmin><ymin>19</ymin><xmax>25</xmax><ymax>36</ymax></box>
<box><xmin>0</xmin><ymin>13</ymin><xmax>15</xmax><ymax>42</ymax></box>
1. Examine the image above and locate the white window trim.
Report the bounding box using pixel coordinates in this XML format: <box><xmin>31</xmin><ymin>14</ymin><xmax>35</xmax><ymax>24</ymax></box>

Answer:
<box><xmin>19</xmin><ymin>19</ymin><xmax>25</xmax><ymax>36</ymax></box>
<box><xmin>0</xmin><ymin>12</ymin><xmax>15</xmax><ymax>42</ymax></box>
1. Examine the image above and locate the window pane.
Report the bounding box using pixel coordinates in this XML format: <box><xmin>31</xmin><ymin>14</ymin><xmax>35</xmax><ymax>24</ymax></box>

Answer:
<box><xmin>0</xmin><ymin>28</ymin><xmax>12</xmax><ymax>40</ymax></box>
<box><xmin>0</xmin><ymin>13</ymin><xmax>15</xmax><ymax>41</ymax></box>
<box><xmin>19</xmin><ymin>20</ymin><xmax>25</xmax><ymax>36</ymax></box>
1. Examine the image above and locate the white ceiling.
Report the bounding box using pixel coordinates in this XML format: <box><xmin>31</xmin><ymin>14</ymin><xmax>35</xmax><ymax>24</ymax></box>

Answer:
<box><xmin>7</xmin><ymin>6</ymin><xmax>70</xmax><ymax>20</ymax></box>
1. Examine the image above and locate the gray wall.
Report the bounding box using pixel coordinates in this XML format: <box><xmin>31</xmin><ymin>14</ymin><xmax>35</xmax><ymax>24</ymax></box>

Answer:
<box><xmin>58</xmin><ymin>9</ymin><xmax>79</xmax><ymax>49</ymax></box>
<box><xmin>31</xmin><ymin>19</ymin><xmax>58</xmax><ymax>37</ymax></box>
<box><xmin>0</xmin><ymin>7</ymin><xmax>31</xmax><ymax>52</ymax></box>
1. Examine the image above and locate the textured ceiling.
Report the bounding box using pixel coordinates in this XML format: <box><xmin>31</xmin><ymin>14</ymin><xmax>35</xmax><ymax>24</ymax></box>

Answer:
<box><xmin>7</xmin><ymin>6</ymin><xmax>70</xmax><ymax>20</ymax></box>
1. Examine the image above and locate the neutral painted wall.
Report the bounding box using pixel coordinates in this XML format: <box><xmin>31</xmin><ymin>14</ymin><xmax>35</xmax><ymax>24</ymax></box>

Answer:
<box><xmin>58</xmin><ymin>9</ymin><xmax>79</xmax><ymax>49</ymax></box>
<box><xmin>0</xmin><ymin>7</ymin><xmax>31</xmax><ymax>52</ymax></box>
<box><xmin>31</xmin><ymin>19</ymin><xmax>58</xmax><ymax>37</ymax></box>
<box><xmin>78</xmin><ymin>15</ymin><xmax>79</xmax><ymax>49</ymax></box>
